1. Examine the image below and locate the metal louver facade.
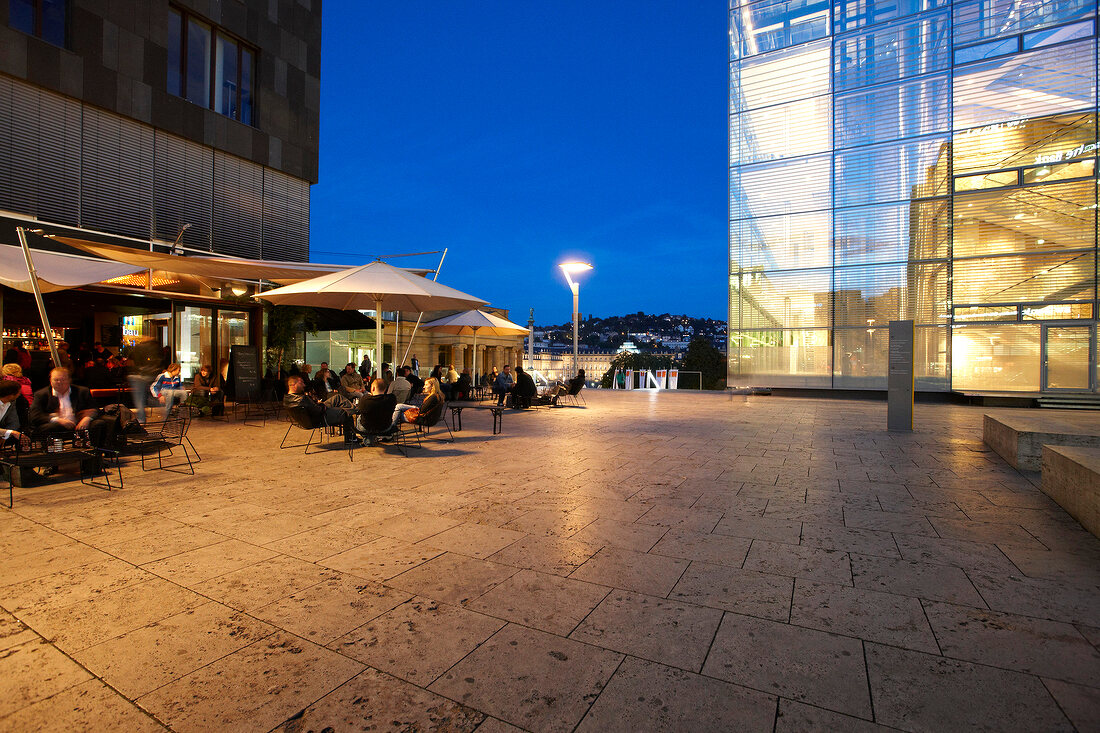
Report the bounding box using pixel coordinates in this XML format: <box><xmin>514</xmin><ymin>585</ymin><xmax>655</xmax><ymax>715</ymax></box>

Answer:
<box><xmin>0</xmin><ymin>74</ymin><xmax>310</xmax><ymax>262</ymax></box>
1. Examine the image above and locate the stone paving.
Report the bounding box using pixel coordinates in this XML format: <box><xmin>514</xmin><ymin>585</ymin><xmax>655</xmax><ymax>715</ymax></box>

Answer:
<box><xmin>1</xmin><ymin>390</ymin><xmax>1099</xmax><ymax>732</ymax></box>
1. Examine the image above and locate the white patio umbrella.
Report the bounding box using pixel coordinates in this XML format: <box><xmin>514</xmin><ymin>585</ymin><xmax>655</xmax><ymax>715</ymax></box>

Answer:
<box><xmin>421</xmin><ymin>309</ymin><xmax>530</xmax><ymax>381</ymax></box>
<box><xmin>253</xmin><ymin>260</ymin><xmax>488</xmax><ymax>371</ymax></box>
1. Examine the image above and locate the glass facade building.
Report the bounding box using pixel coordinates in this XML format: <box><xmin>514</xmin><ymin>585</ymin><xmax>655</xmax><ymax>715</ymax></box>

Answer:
<box><xmin>728</xmin><ymin>0</ymin><xmax>1099</xmax><ymax>393</ymax></box>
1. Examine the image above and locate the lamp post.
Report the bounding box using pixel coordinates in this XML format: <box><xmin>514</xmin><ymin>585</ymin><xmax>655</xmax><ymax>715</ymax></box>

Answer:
<box><xmin>558</xmin><ymin>261</ymin><xmax>593</xmax><ymax>380</ymax></box>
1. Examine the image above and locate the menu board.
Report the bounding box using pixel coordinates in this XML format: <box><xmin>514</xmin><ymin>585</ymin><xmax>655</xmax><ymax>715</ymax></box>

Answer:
<box><xmin>229</xmin><ymin>344</ymin><xmax>260</xmax><ymax>401</ymax></box>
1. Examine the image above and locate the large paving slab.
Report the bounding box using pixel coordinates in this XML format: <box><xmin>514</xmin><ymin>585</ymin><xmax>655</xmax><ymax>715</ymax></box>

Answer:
<box><xmin>2</xmin><ymin>390</ymin><xmax>1097</xmax><ymax>730</ymax></box>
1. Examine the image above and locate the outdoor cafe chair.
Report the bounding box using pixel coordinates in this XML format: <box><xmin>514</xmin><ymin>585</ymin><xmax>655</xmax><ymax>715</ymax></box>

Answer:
<box><xmin>118</xmin><ymin>416</ymin><xmax>196</xmax><ymax>475</ymax></box>
<box><xmin>281</xmin><ymin>405</ymin><xmax>354</xmax><ymax>461</ymax></box>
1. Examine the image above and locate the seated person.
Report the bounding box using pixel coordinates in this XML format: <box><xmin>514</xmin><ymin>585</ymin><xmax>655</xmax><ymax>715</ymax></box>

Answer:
<box><xmin>339</xmin><ymin>363</ymin><xmax>365</xmax><ymax>400</ymax></box>
<box><xmin>403</xmin><ymin>366</ymin><xmax>424</xmax><ymax>400</ymax></box>
<box><xmin>379</xmin><ymin>377</ymin><xmax>444</xmax><ymax>438</ymax></box>
<box><xmin>513</xmin><ymin>365</ymin><xmax>537</xmax><ymax>408</ymax></box>
<box><xmin>0</xmin><ymin>380</ymin><xmax>28</xmax><ymax>447</ymax></box>
<box><xmin>454</xmin><ymin>370</ymin><xmax>473</xmax><ymax>400</ymax></box>
<box><xmin>83</xmin><ymin>358</ymin><xmax>112</xmax><ymax>389</ymax></box>
<box><xmin>283</xmin><ymin>375</ymin><xmax>357</xmax><ymax>443</ymax></box>
<box><xmin>150</xmin><ymin>363</ymin><xmax>186</xmax><ymax>417</ymax></box>
<box><xmin>1</xmin><ymin>362</ymin><xmax>34</xmax><ymax>402</ymax></box>
<box><xmin>29</xmin><ymin>367</ymin><xmax>108</xmax><ymax>449</ymax></box>
<box><xmin>569</xmin><ymin>369</ymin><xmax>586</xmax><ymax>392</ymax></box>
<box><xmin>188</xmin><ymin>365</ymin><xmax>223</xmax><ymax>416</ymax></box>
<box><xmin>311</xmin><ymin>366</ymin><xmax>338</xmax><ymax>399</ymax></box>
<box><xmin>494</xmin><ymin>364</ymin><xmax>514</xmax><ymax>406</ymax></box>
<box><xmin>387</xmin><ymin>369</ymin><xmax>412</xmax><ymax>404</ymax></box>
<box><xmin>355</xmin><ymin>378</ymin><xmax>396</xmax><ymax>442</ymax></box>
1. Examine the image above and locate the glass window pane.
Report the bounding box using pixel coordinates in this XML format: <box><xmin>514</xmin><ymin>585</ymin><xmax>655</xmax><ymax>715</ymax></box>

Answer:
<box><xmin>835</xmin><ymin>74</ymin><xmax>950</xmax><ymax>148</ymax></box>
<box><xmin>40</xmin><ymin>0</ymin><xmax>65</xmax><ymax>46</ymax></box>
<box><xmin>1022</xmin><ymin>302</ymin><xmax>1093</xmax><ymax>319</ymax></box>
<box><xmin>834</xmin><ymin>135</ymin><xmax>950</xmax><ymax>206</ymax></box>
<box><xmin>167</xmin><ymin>8</ymin><xmax>182</xmax><ymax>97</ymax></box>
<box><xmin>737</xmin><ymin>267</ymin><xmax>833</xmax><ymax>329</ymax></box>
<box><xmin>953</xmin><ymin>250</ymin><xmax>1096</xmax><ymax>305</ymax></box>
<box><xmin>240</xmin><ymin>47</ymin><xmax>254</xmax><ymax>125</ymax></box>
<box><xmin>954</xmin><ymin>180</ymin><xmax>1097</xmax><ymax>257</ymax></box>
<box><xmin>9</xmin><ymin>0</ymin><xmax>34</xmax><ymax>33</ymax></box>
<box><xmin>735</xmin><ymin>0</ymin><xmax>830</xmax><ymax>56</ymax></box>
<box><xmin>954</xmin><ymin>0</ymin><xmax>1095</xmax><ymax>45</ymax></box>
<box><xmin>955</xmin><ymin>305</ymin><xmax>1020</xmax><ymax>321</ymax></box>
<box><xmin>953</xmin><ymin>112</ymin><xmax>1096</xmax><ymax>175</ymax></box>
<box><xmin>954</xmin><ymin>37</ymin><xmax>1019</xmax><ymax>64</ymax></box>
<box><xmin>954</xmin><ymin>170</ymin><xmax>1019</xmax><ymax>191</ymax></box>
<box><xmin>835</xmin><ymin>0</ymin><xmax>950</xmax><ymax>32</ymax></box>
<box><xmin>952</xmin><ymin>323</ymin><xmax>1040</xmax><ymax>391</ymax></box>
<box><xmin>836</xmin><ymin>200</ymin><xmax>951</xmax><ymax>265</ymax></box>
<box><xmin>832</xmin><ymin>262</ymin><xmax>948</xmax><ymax>326</ymax></box>
<box><xmin>185</xmin><ymin>18</ymin><xmax>211</xmax><ymax>108</ymax></box>
<box><xmin>215</xmin><ymin>35</ymin><xmax>239</xmax><ymax>118</ymax></box>
<box><xmin>737</xmin><ymin>211</ymin><xmax>832</xmax><ymax>270</ymax></box>
<box><xmin>1045</xmin><ymin>326</ymin><xmax>1092</xmax><ymax>389</ymax></box>
<box><xmin>217</xmin><ymin>310</ymin><xmax>250</xmax><ymax>373</ymax></box>
<box><xmin>1023</xmin><ymin>19</ymin><xmax>1095</xmax><ymax>49</ymax></box>
<box><xmin>176</xmin><ymin>306</ymin><xmax>213</xmax><ymax>380</ymax></box>
<box><xmin>953</xmin><ymin>39</ymin><xmax>1097</xmax><ymax>130</ymax></box>
<box><xmin>734</xmin><ymin>154</ymin><xmax>832</xmax><ymax>220</ymax></box>
<box><xmin>731</xmin><ymin>329</ymin><xmax>833</xmax><ymax>386</ymax></box>
<box><xmin>736</xmin><ymin>39</ymin><xmax>831</xmax><ymax>110</ymax></box>
<box><xmin>834</xmin><ymin>12</ymin><xmax>951</xmax><ymax>92</ymax></box>
<box><xmin>737</xmin><ymin>96</ymin><xmax>832</xmax><ymax>163</ymax></box>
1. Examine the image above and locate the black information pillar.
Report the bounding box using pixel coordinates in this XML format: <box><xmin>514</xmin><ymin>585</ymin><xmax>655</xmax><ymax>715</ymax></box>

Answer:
<box><xmin>887</xmin><ymin>320</ymin><xmax>914</xmax><ymax>432</ymax></box>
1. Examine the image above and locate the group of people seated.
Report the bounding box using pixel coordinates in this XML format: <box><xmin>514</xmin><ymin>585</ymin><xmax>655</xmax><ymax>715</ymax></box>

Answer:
<box><xmin>0</xmin><ymin>367</ymin><xmax>112</xmax><ymax>475</ymax></box>
<box><xmin>283</xmin><ymin>366</ymin><xmax>447</xmax><ymax>446</ymax></box>
<box><xmin>488</xmin><ymin>366</ymin><xmax>584</xmax><ymax>408</ymax></box>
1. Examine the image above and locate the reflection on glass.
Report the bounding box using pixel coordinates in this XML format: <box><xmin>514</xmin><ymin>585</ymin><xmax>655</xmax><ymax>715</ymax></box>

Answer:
<box><xmin>834</xmin><ymin>13</ymin><xmax>951</xmax><ymax>91</ymax></box>
<box><xmin>736</xmin><ymin>268</ymin><xmax>832</xmax><ymax>329</ymax></box>
<box><xmin>186</xmin><ymin>19</ymin><xmax>211</xmax><ymax>108</ymax></box>
<box><xmin>176</xmin><ymin>306</ymin><xmax>213</xmax><ymax>380</ymax></box>
<box><xmin>1024</xmin><ymin>303</ymin><xmax>1094</xmax><ymax>320</ymax></box>
<box><xmin>1045</xmin><ymin>326</ymin><xmax>1092</xmax><ymax>389</ymax></box>
<box><xmin>954</xmin><ymin>180</ymin><xmax>1097</xmax><ymax>257</ymax></box>
<box><xmin>9</xmin><ymin>0</ymin><xmax>34</xmax><ymax>33</ymax></box>
<box><xmin>731</xmin><ymin>329</ymin><xmax>832</xmax><ymax>386</ymax></box>
<box><xmin>953</xmin><ymin>112</ymin><xmax>1096</xmax><ymax>175</ymax></box>
<box><xmin>953</xmin><ymin>0</ymin><xmax>1094</xmax><ymax>45</ymax></box>
<box><xmin>215</xmin><ymin>36</ymin><xmax>238</xmax><ymax>118</ymax></box>
<box><xmin>952</xmin><ymin>324</ymin><xmax>1041</xmax><ymax>391</ymax></box>
<box><xmin>240</xmin><ymin>48</ymin><xmax>254</xmax><ymax>125</ymax></box>
<box><xmin>217</xmin><ymin>310</ymin><xmax>250</xmax><ymax>370</ymax></box>
<box><xmin>41</xmin><ymin>0</ymin><xmax>66</xmax><ymax>46</ymax></box>
<box><xmin>167</xmin><ymin>8</ymin><xmax>182</xmax><ymax>97</ymax></box>
<box><xmin>835</xmin><ymin>75</ymin><xmax>950</xmax><ymax>148</ymax></box>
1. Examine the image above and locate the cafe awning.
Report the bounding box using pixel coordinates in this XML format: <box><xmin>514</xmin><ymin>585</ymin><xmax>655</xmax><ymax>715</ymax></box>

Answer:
<box><xmin>50</xmin><ymin>236</ymin><xmax>352</xmax><ymax>285</ymax></box>
<box><xmin>0</xmin><ymin>243</ymin><xmax>146</xmax><ymax>293</ymax></box>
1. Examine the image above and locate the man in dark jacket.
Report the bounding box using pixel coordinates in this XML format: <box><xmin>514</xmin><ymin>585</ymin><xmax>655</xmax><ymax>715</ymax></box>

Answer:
<box><xmin>283</xmin><ymin>375</ymin><xmax>356</xmax><ymax>443</ymax></box>
<box><xmin>355</xmin><ymin>378</ymin><xmax>397</xmax><ymax>444</ymax></box>
<box><xmin>29</xmin><ymin>368</ymin><xmax>108</xmax><ymax>447</ymax></box>
<box><xmin>513</xmin><ymin>366</ymin><xmax>537</xmax><ymax>408</ymax></box>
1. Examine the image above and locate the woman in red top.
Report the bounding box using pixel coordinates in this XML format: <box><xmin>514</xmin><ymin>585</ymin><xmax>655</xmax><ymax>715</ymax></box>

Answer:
<box><xmin>1</xmin><ymin>362</ymin><xmax>34</xmax><ymax>401</ymax></box>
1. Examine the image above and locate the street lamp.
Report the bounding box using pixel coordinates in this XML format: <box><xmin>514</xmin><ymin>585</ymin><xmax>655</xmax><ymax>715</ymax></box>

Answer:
<box><xmin>559</xmin><ymin>261</ymin><xmax>593</xmax><ymax>381</ymax></box>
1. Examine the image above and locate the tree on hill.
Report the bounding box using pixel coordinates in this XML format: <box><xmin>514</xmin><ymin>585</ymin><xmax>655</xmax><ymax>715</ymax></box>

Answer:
<box><xmin>681</xmin><ymin>336</ymin><xmax>726</xmax><ymax>390</ymax></box>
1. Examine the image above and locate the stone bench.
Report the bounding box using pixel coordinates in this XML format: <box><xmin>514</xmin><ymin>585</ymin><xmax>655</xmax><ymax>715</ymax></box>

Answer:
<box><xmin>1041</xmin><ymin>446</ymin><xmax>1100</xmax><ymax>538</ymax></box>
<box><xmin>983</xmin><ymin>410</ymin><xmax>1100</xmax><ymax>471</ymax></box>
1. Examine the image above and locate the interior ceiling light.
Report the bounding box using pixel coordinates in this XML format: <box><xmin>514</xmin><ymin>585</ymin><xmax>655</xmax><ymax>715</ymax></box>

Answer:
<box><xmin>102</xmin><ymin>274</ymin><xmax>180</xmax><ymax>288</ymax></box>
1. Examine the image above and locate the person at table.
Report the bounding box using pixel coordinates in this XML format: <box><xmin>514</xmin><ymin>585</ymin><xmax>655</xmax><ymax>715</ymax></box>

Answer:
<box><xmin>319</xmin><ymin>362</ymin><xmax>341</xmax><ymax>392</ymax></box>
<box><xmin>387</xmin><ymin>367</ymin><xmax>412</xmax><ymax>404</ymax></box>
<box><xmin>379</xmin><ymin>377</ymin><xmax>444</xmax><ymax>438</ymax></box>
<box><xmin>312</xmin><ymin>365</ymin><xmax>338</xmax><ymax>399</ymax></box>
<box><xmin>1</xmin><ymin>363</ymin><xmax>34</xmax><ymax>402</ymax></box>
<box><xmin>494</xmin><ymin>364</ymin><xmax>514</xmax><ymax>406</ymax></box>
<box><xmin>29</xmin><ymin>367</ymin><xmax>108</xmax><ymax>447</ymax></box>
<box><xmin>3</xmin><ymin>340</ymin><xmax>32</xmax><ymax>371</ymax></box>
<box><xmin>355</xmin><ymin>378</ymin><xmax>396</xmax><ymax>443</ymax></box>
<box><xmin>513</xmin><ymin>365</ymin><xmax>537</xmax><ymax>408</ymax></box>
<box><xmin>283</xmin><ymin>374</ymin><xmax>357</xmax><ymax>443</ymax></box>
<box><xmin>0</xmin><ymin>380</ymin><xmax>28</xmax><ymax>447</ymax></box>
<box><xmin>454</xmin><ymin>370</ymin><xmax>473</xmax><ymax>400</ymax></box>
<box><xmin>403</xmin><ymin>366</ymin><xmax>424</xmax><ymax>401</ymax></box>
<box><xmin>188</xmin><ymin>364</ymin><xmax>223</xmax><ymax>417</ymax></box>
<box><xmin>359</xmin><ymin>354</ymin><xmax>373</xmax><ymax>381</ymax></box>
<box><xmin>339</xmin><ymin>363</ymin><xmax>365</xmax><ymax>400</ymax></box>
<box><xmin>484</xmin><ymin>367</ymin><xmax>499</xmax><ymax>389</ymax></box>
<box><xmin>150</xmin><ymin>363</ymin><xmax>186</xmax><ymax>417</ymax></box>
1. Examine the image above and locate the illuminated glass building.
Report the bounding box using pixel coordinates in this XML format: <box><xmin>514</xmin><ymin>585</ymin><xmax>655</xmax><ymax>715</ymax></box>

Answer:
<box><xmin>728</xmin><ymin>0</ymin><xmax>1098</xmax><ymax>393</ymax></box>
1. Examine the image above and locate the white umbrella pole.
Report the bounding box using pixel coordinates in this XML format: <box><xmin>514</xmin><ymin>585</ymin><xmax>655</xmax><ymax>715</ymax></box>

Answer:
<box><xmin>472</xmin><ymin>330</ymin><xmax>478</xmax><ymax>385</ymax></box>
<box><xmin>16</xmin><ymin>227</ymin><xmax>60</xmax><ymax>368</ymax></box>
<box><xmin>375</xmin><ymin>297</ymin><xmax>383</xmax><ymax>377</ymax></box>
<box><xmin>401</xmin><ymin>247</ymin><xmax>447</xmax><ymax>368</ymax></box>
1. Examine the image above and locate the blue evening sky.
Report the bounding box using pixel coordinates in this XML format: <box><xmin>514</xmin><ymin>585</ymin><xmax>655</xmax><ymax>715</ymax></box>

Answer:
<box><xmin>310</xmin><ymin>2</ymin><xmax>728</xmax><ymax>324</ymax></box>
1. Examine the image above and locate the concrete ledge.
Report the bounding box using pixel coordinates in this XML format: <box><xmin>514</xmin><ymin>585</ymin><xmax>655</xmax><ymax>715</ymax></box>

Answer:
<box><xmin>983</xmin><ymin>410</ymin><xmax>1100</xmax><ymax>471</ymax></box>
<box><xmin>1042</xmin><ymin>446</ymin><xmax>1100</xmax><ymax>538</ymax></box>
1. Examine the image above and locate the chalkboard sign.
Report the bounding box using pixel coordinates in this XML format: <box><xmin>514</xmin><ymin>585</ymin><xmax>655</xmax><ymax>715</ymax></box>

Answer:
<box><xmin>229</xmin><ymin>344</ymin><xmax>260</xmax><ymax>401</ymax></box>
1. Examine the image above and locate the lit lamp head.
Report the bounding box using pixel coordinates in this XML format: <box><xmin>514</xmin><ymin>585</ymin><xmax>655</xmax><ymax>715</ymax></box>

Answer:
<box><xmin>558</xmin><ymin>261</ymin><xmax>593</xmax><ymax>292</ymax></box>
